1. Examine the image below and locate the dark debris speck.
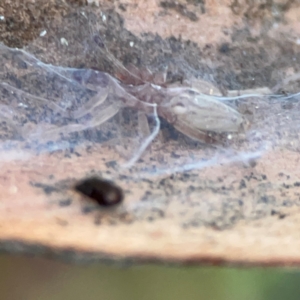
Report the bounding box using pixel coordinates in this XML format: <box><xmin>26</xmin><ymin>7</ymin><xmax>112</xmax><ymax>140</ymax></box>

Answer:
<box><xmin>30</xmin><ymin>182</ymin><xmax>59</xmax><ymax>195</ymax></box>
<box><xmin>105</xmin><ymin>160</ymin><xmax>118</xmax><ymax>168</ymax></box>
<box><xmin>239</xmin><ymin>179</ymin><xmax>246</xmax><ymax>189</ymax></box>
<box><xmin>75</xmin><ymin>177</ymin><xmax>123</xmax><ymax>207</ymax></box>
<box><xmin>59</xmin><ymin>198</ymin><xmax>72</xmax><ymax>207</ymax></box>
<box><xmin>271</xmin><ymin>209</ymin><xmax>287</xmax><ymax>219</ymax></box>
<box><xmin>219</xmin><ymin>43</ymin><xmax>230</xmax><ymax>54</ymax></box>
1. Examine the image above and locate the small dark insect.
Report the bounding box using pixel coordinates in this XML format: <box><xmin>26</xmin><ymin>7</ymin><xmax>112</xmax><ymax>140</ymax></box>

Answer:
<box><xmin>74</xmin><ymin>177</ymin><xmax>123</xmax><ymax>207</ymax></box>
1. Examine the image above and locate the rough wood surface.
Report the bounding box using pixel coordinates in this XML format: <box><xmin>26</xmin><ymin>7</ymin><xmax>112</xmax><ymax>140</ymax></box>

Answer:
<box><xmin>1</xmin><ymin>0</ymin><xmax>300</xmax><ymax>266</ymax></box>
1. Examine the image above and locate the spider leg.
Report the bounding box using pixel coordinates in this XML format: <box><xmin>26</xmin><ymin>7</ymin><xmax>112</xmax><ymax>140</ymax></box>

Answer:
<box><xmin>72</xmin><ymin>89</ymin><xmax>109</xmax><ymax>119</ymax></box>
<box><xmin>25</xmin><ymin>103</ymin><xmax>120</xmax><ymax>141</ymax></box>
<box><xmin>86</xmin><ymin>102</ymin><xmax>120</xmax><ymax>128</ymax></box>
<box><xmin>138</xmin><ymin>111</ymin><xmax>151</xmax><ymax>138</ymax></box>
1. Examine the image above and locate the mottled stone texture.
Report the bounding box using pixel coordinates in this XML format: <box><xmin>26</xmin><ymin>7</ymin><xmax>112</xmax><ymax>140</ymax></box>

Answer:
<box><xmin>1</xmin><ymin>0</ymin><xmax>300</xmax><ymax>266</ymax></box>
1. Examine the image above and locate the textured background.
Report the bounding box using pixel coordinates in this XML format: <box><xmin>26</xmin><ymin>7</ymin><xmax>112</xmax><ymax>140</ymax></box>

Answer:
<box><xmin>1</xmin><ymin>0</ymin><xmax>300</xmax><ymax>268</ymax></box>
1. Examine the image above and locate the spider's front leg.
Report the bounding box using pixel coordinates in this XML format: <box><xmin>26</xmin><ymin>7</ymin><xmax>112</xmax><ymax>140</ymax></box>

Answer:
<box><xmin>26</xmin><ymin>102</ymin><xmax>120</xmax><ymax>142</ymax></box>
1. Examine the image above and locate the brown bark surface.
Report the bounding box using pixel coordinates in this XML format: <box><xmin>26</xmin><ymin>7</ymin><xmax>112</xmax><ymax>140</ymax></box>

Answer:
<box><xmin>1</xmin><ymin>0</ymin><xmax>300</xmax><ymax>266</ymax></box>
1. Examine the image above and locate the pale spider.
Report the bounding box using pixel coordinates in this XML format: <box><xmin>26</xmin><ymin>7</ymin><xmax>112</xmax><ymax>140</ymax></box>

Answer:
<box><xmin>69</xmin><ymin>67</ymin><xmax>249</xmax><ymax>144</ymax></box>
<box><xmin>0</xmin><ymin>43</ymin><xmax>251</xmax><ymax>146</ymax></box>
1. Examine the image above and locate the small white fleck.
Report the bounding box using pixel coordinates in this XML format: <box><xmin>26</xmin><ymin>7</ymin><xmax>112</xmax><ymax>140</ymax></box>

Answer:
<box><xmin>173</xmin><ymin>105</ymin><xmax>187</xmax><ymax>115</ymax></box>
<box><xmin>227</xmin><ymin>134</ymin><xmax>232</xmax><ymax>140</ymax></box>
<box><xmin>39</xmin><ymin>30</ymin><xmax>47</xmax><ymax>37</ymax></box>
<box><xmin>60</xmin><ymin>37</ymin><xmax>68</xmax><ymax>46</ymax></box>
<box><xmin>87</xmin><ymin>0</ymin><xmax>99</xmax><ymax>6</ymax></box>
<box><xmin>102</xmin><ymin>14</ymin><xmax>106</xmax><ymax>22</ymax></box>
<box><xmin>151</xmin><ymin>84</ymin><xmax>161</xmax><ymax>90</ymax></box>
<box><xmin>129</xmin><ymin>41</ymin><xmax>134</xmax><ymax>47</ymax></box>
<box><xmin>9</xmin><ymin>186</ymin><xmax>18</xmax><ymax>194</ymax></box>
<box><xmin>296</xmin><ymin>38</ymin><xmax>300</xmax><ymax>45</ymax></box>
<box><xmin>18</xmin><ymin>102</ymin><xmax>28</xmax><ymax>108</ymax></box>
<box><xmin>80</xmin><ymin>11</ymin><xmax>87</xmax><ymax>18</ymax></box>
<box><xmin>0</xmin><ymin>15</ymin><xmax>5</xmax><ymax>21</ymax></box>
